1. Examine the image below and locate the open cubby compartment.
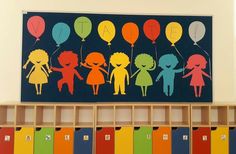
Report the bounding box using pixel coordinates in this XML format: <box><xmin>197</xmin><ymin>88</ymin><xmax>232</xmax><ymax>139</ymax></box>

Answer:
<box><xmin>36</xmin><ymin>105</ymin><xmax>55</xmax><ymax>127</ymax></box>
<box><xmin>228</xmin><ymin>106</ymin><xmax>236</xmax><ymax>126</ymax></box>
<box><xmin>75</xmin><ymin>105</ymin><xmax>94</xmax><ymax>127</ymax></box>
<box><xmin>115</xmin><ymin>105</ymin><xmax>133</xmax><ymax>126</ymax></box>
<box><xmin>210</xmin><ymin>106</ymin><xmax>228</xmax><ymax>126</ymax></box>
<box><xmin>16</xmin><ymin>105</ymin><xmax>35</xmax><ymax>126</ymax></box>
<box><xmin>134</xmin><ymin>105</ymin><xmax>151</xmax><ymax>126</ymax></box>
<box><xmin>96</xmin><ymin>105</ymin><xmax>115</xmax><ymax>127</ymax></box>
<box><xmin>191</xmin><ymin>105</ymin><xmax>210</xmax><ymax>126</ymax></box>
<box><xmin>56</xmin><ymin>106</ymin><xmax>75</xmax><ymax>127</ymax></box>
<box><xmin>153</xmin><ymin>105</ymin><xmax>170</xmax><ymax>126</ymax></box>
<box><xmin>171</xmin><ymin>105</ymin><xmax>190</xmax><ymax>126</ymax></box>
<box><xmin>0</xmin><ymin>105</ymin><xmax>15</xmax><ymax>126</ymax></box>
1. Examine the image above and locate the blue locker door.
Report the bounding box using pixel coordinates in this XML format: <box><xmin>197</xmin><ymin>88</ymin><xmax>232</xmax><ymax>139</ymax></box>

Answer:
<box><xmin>230</xmin><ymin>127</ymin><xmax>236</xmax><ymax>154</ymax></box>
<box><xmin>74</xmin><ymin>128</ymin><xmax>93</xmax><ymax>154</ymax></box>
<box><xmin>172</xmin><ymin>127</ymin><xmax>190</xmax><ymax>154</ymax></box>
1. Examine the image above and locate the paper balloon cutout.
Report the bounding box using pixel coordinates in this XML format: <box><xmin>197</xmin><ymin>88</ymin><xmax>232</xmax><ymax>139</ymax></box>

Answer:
<box><xmin>27</xmin><ymin>16</ymin><xmax>45</xmax><ymax>41</ymax></box>
<box><xmin>122</xmin><ymin>22</ymin><xmax>139</xmax><ymax>47</ymax></box>
<box><xmin>143</xmin><ymin>19</ymin><xmax>160</xmax><ymax>44</ymax></box>
<box><xmin>98</xmin><ymin>20</ymin><xmax>116</xmax><ymax>46</ymax></box>
<box><xmin>165</xmin><ymin>22</ymin><xmax>183</xmax><ymax>46</ymax></box>
<box><xmin>52</xmin><ymin>23</ymin><xmax>70</xmax><ymax>47</ymax></box>
<box><xmin>189</xmin><ymin>21</ymin><xmax>206</xmax><ymax>45</ymax></box>
<box><xmin>74</xmin><ymin>17</ymin><xmax>92</xmax><ymax>42</ymax></box>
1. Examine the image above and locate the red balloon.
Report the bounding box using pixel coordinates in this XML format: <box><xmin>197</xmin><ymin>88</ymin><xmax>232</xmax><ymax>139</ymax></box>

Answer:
<box><xmin>27</xmin><ymin>16</ymin><xmax>45</xmax><ymax>41</ymax></box>
<box><xmin>143</xmin><ymin>19</ymin><xmax>160</xmax><ymax>44</ymax></box>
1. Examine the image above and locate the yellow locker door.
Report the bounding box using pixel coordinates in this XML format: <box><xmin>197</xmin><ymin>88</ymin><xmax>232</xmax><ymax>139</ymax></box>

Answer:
<box><xmin>115</xmin><ymin>127</ymin><xmax>133</xmax><ymax>154</ymax></box>
<box><xmin>14</xmin><ymin>127</ymin><xmax>34</xmax><ymax>154</ymax></box>
<box><xmin>211</xmin><ymin>127</ymin><xmax>228</xmax><ymax>154</ymax></box>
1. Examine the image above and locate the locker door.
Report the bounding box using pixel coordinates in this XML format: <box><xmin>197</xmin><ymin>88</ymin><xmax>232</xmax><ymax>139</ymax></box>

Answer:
<box><xmin>74</xmin><ymin>128</ymin><xmax>93</xmax><ymax>154</ymax></box>
<box><xmin>14</xmin><ymin>127</ymin><xmax>34</xmax><ymax>154</ymax></box>
<box><xmin>54</xmin><ymin>128</ymin><xmax>74</xmax><ymax>154</ymax></box>
<box><xmin>34</xmin><ymin>128</ymin><xmax>54</xmax><ymax>154</ymax></box>
<box><xmin>0</xmin><ymin>127</ymin><xmax>14</xmax><ymax>154</ymax></box>
<box><xmin>115</xmin><ymin>127</ymin><xmax>133</xmax><ymax>154</ymax></box>
<box><xmin>134</xmin><ymin>127</ymin><xmax>152</xmax><ymax>154</ymax></box>
<box><xmin>152</xmin><ymin>127</ymin><xmax>171</xmax><ymax>154</ymax></box>
<box><xmin>172</xmin><ymin>127</ymin><xmax>190</xmax><ymax>154</ymax></box>
<box><xmin>96</xmin><ymin>127</ymin><xmax>114</xmax><ymax>154</ymax></box>
<box><xmin>211</xmin><ymin>127</ymin><xmax>229</xmax><ymax>154</ymax></box>
<box><xmin>229</xmin><ymin>127</ymin><xmax>236</xmax><ymax>154</ymax></box>
<box><xmin>192</xmin><ymin>127</ymin><xmax>211</xmax><ymax>154</ymax></box>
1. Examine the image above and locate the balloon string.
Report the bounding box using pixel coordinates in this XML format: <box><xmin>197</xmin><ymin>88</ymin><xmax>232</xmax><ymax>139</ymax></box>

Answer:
<box><xmin>154</xmin><ymin>45</ymin><xmax>158</xmax><ymax>62</ymax></box>
<box><xmin>130</xmin><ymin>47</ymin><xmax>134</xmax><ymax>76</ymax></box>
<box><xmin>80</xmin><ymin>43</ymin><xmax>83</xmax><ymax>67</ymax></box>
<box><xmin>50</xmin><ymin>47</ymin><xmax>61</xmax><ymax>67</ymax></box>
<box><xmin>174</xmin><ymin>46</ymin><xmax>185</xmax><ymax>75</ymax></box>
<box><xmin>107</xmin><ymin>45</ymin><xmax>112</xmax><ymax>81</ymax></box>
<box><xmin>195</xmin><ymin>44</ymin><xmax>212</xmax><ymax>78</ymax></box>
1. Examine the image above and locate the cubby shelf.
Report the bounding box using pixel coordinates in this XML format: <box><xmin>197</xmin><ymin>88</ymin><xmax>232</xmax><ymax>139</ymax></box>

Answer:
<box><xmin>171</xmin><ymin>105</ymin><xmax>190</xmax><ymax>127</ymax></box>
<box><xmin>0</xmin><ymin>105</ymin><xmax>15</xmax><ymax>126</ymax></box>
<box><xmin>191</xmin><ymin>105</ymin><xmax>210</xmax><ymax>127</ymax></box>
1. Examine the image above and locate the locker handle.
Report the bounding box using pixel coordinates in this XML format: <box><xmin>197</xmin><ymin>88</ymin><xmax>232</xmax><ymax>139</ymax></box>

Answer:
<box><xmin>229</xmin><ymin>127</ymin><xmax>236</xmax><ymax>130</ymax></box>
<box><xmin>96</xmin><ymin>127</ymin><xmax>103</xmax><ymax>131</ymax></box>
<box><xmin>192</xmin><ymin>127</ymin><xmax>199</xmax><ymax>130</ymax></box>
<box><xmin>55</xmin><ymin>128</ymin><xmax>61</xmax><ymax>131</ymax></box>
<box><xmin>36</xmin><ymin>128</ymin><xmax>41</xmax><ymax>131</ymax></box>
<box><xmin>134</xmin><ymin>127</ymin><xmax>140</xmax><ymax>130</ymax></box>
<box><xmin>172</xmin><ymin>127</ymin><xmax>178</xmax><ymax>130</ymax></box>
<box><xmin>153</xmin><ymin>127</ymin><xmax>159</xmax><ymax>130</ymax></box>
<box><xmin>211</xmin><ymin>127</ymin><xmax>217</xmax><ymax>131</ymax></box>
<box><xmin>16</xmin><ymin>127</ymin><xmax>22</xmax><ymax>131</ymax></box>
<box><xmin>75</xmin><ymin>128</ymin><xmax>81</xmax><ymax>131</ymax></box>
<box><xmin>115</xmin><ymin>127</ymin><xmax>121</xmax><ymax>130</ymax></box>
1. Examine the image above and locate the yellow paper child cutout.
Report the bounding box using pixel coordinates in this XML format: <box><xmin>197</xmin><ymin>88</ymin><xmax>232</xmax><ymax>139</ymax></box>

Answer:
<box><xmin>109</xmin><ymin>52</ymin><xmax>130</xmax><ymax>95</ymax></box>
<box><xmin>23</xmin><ymin>49</ymin><xmax>51</xmax><ymax>95</ymax></box>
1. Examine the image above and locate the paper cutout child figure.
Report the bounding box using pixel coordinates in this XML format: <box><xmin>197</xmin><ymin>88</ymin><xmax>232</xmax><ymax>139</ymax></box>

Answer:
<box><xmin>156</xmin><ymin>54</ymin><xmax>184</xmax><ymax>96</ymax></box>
<box><xmin>109</xmin><ymin>52</ymin><xmax>130</xmax><ymax>95</ymax></box>
<box><xmin>23</xmin><ymin>49</ymin><xmax>51</xmax><ymax>95</ymax></box>
<box><xmin>81</xmin><ymin>52</ymin><xmax>108</xmax><ymax>95</ymax></box>
<box><xmin>182</xmin><ymin>54</ymin><xmax>211</xmax><ymax>97</ymax></box>
<box><xmin>131</xmin><ymin>53</ymin><xmax>156</xmax><ymax>97</ymax></box>
<box><xmin>51</xmin><ymin>51</ymin><xmax>83</xmax><ymax>95</ymax></box>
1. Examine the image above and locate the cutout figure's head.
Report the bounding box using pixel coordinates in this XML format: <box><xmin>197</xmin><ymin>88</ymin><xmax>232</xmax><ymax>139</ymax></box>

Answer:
<box><xmin>134</xmin><ymin>53</ymin><xmax>155</xmax><ymax>70</ymax></box>
<box><xmin>158</xmin><ymin>54</ymin><xmax>179</xmax><ymax>70</ymax></box>
<box><xmin>28</xmin><ymin>49</ymin><xmax>49</xmax><ymax>65</ymax></box>
<box><xmin>185</xmin><ymin>54</ymin><xmax>207</xmax><ymax>69</ymax></box>
<box><xmin>110</xmin><ymin>52</ymin><xmax>130</xmax><ymax>68</ymax></box>
<box><xmin>85</xmin><ymin>52</ymin><xmax>107</xmax><ymax>67</ymax></box>
<box><xmin>58</xmin><ymin>51</ymin><xmax>79</xmax><ymax>68</ymax></box>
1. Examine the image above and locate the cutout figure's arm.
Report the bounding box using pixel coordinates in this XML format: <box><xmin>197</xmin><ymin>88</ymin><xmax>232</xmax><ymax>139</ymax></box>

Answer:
<box><xmin>41</xmin><ymin>66</ymin><xmax>49</xmax><ymax>77</ymax></box>
<box><xmin>45</xmin><ymin>63</ymin><xmax>52</xmax><ymax>73</ymax></box>
<box><xmin>125</xmin><ymin>70</ymin><xmax>130</xmax><ymax>85</ymax></box>
<box><xmin>23</xmin><ymin>59</ymin><xmax>30</xmax><ymax>69</ymax></box>
<box><xmin>201</xmin><ymin>70</ymin><xmax>211</xmax><ymax>79</ymax></box>
<box><xmin>148</xmin><ymin>61</ymin><xmax>157</xmax><ymax>71</ymax></box>
<box><xmin>131</xmin><ymin>69</ymin><xmax>140</xmax><ymax>78</ymax></box>
<box><xmin>155</xmin><ymin>71</ymin><xmax>163</xmax><ymax>82</ymax></box>
<box><xmin>99</xmin><ymin>67</ymin><xmax>109</xmax><ymax>75</ymax></box>
<box><xmin>182</xmin><ymin>70</ymin><xmax>193</xmax><ymax>78</ymax></box>
<box><xmin>51</xmin><ymin>67</ymin><xmax>62</xmax><ymax>72</ymax></box>
<box><xmin>80</xmin><ymin>62</ymin><xmax>92</xmax><ymax>69</ymax></box>
<box><xmin>26</xmin><ymin>66</ymin><xmax>35</xmax><ymax>78</ymax></box>
<box><xmin>109</xmin><ymin>71</ymin><xmax>114</xmax><ymax>84</ymax></box>
<box><xmin>74</xmin><ymin>70</ymin><xmax>83</xmax><ymax>80</ymax></box>
<box><xmin>174</xmin><ymin>68</ymin><xmax>185</xmax><ymax>73</ymax></box>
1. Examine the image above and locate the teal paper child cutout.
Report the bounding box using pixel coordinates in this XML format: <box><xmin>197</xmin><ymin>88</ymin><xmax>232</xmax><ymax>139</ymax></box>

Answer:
<box><xmin>131</xmin><ymin>53</ymin><xmax>156</xmax><ymax>97</ymax></box>
<box><xmin>156</xmin><ymin>54</ymin><xmax>184</xmax><ymax>96</ymax></box>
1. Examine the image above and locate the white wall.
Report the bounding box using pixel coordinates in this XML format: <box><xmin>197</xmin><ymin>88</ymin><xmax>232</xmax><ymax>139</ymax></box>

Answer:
<box><xmin>0</xmin><ymin>0</ymin><xmax>235</xmax><ymax>104</ymax></box>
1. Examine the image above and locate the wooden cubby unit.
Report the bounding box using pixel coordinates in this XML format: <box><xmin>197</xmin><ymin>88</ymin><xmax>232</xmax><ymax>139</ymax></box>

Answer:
<box><xmin>96</xmin><ymin>105</ymin><xmax>115</xmax><ymax>127</ymax></box>
<box><xmin>75</xmin><ymin>105</ymin><xmax>94</xmax><ymax>127</ymax></box>
<box><xmin>0</xmin><ymin>105</ymin><xmax>15</xmax><ymax>126</ymax></box>
<box><xmin>171</xmin><ymin>105</ymin><xmax>190</xmax><ymax>127</ymax></box>
<box><xmin>210</xmin><ymin>105</ymin><xmax>228</xmax><ymax>126</ymax></box>
<box><xmin>191</xmin><ymin>105</ymin><xmax>210</xmax><ymax>127</ymax></box>
<box><xmin>133</xmin><ymin>105</ymin><xmax>151</xmax><ymax>126</ymax></box>
<box><xmin>16</xmin><ymin>105</ymin><xmax>35</xmax><ymax>126</ymax></box>
<box><xmin>115</xmin><ymin>105</ymin><xmax>133</xmax><ymax>126</ymax></box>
<box><xmin>36</xmin><ymin>105</ymin><xmax>55</xmax><ymax>127</ymax></box>
<box><xmin>228</xmin><ymin>105</ymin><xmax>236</xmax><ymax>126</ymax></box>
<box><xmin>55</xmin><ymin>105</ymin><xmax>75</xmax><ymax>127</ymax></box>
<box><xmin>152</xmin><ymin>105</ymin><xmax>170</xmax><ymax>126</ymax></box>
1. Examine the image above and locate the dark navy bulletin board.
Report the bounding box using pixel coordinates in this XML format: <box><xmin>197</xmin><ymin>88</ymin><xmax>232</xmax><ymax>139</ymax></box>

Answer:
<box><xmin>21</xmin><ymin>12</ymin><xmax>212</xmax><ymax>102</ymax></box>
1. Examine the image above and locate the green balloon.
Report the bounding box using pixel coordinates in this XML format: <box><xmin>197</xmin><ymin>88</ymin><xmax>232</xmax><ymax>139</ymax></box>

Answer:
<box><xmin>74</xmin><ymin>17</ymin><xmax>92</xmax><ymax>41</ymax></box>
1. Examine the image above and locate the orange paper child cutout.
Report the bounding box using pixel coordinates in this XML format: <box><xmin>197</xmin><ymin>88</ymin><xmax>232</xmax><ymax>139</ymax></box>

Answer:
<box><xmin>182</xmin><ymin>54</ymin><xmax>211</xmax><ymax>97</ymax></box>
<box><xmin>23</xmin><ymin>49</ymin><xmax>52</xmax><ymax>95</ymax></box>
<box><xmin>109</xmin><ymin>52</ymin><xmax>130</xmax><ymax>95</ymax></box>
<box><xmin>51</xmin><ymin>51</ymin><xmax>83</xmax><ymax>95</ymax></box>
<box><xmin>81</xmin><ymin>52</ymin><xmax>108</xmax><ymax>95</ymax></box>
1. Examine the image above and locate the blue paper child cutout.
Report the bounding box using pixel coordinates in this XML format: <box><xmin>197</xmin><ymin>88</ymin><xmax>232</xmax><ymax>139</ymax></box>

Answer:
<box><xmin>156</xmin><ymin>54</ymin><xmax>184</xmax><ymax>96</ymax></box>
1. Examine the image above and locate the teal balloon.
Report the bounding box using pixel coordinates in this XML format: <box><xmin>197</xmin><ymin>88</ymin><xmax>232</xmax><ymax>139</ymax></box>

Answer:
<box><xmin>74</xmin><ymin>17</ymin><xmax>92</xmax><ymax>41</ymax></box>
<box><xmin>52</xmin><ymin>22</ymin><xmax>70</xmax><ymax>46</ymax></box>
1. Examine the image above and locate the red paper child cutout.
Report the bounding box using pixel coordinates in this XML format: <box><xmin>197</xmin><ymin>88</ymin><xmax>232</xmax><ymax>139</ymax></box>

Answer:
<box><xmin>182</xmin><ymin>54</ymin><xmax>211</xmax><ymax>97</ymax></box>
<box><xmin>51</xmin><ymin>51</ymin><xmax>83</xmax><ymax>95</ymax></box>
<box><xmin>81</xmin><ymin>52</ymin><xmax>108</xmax><ymax>95</ymax></box>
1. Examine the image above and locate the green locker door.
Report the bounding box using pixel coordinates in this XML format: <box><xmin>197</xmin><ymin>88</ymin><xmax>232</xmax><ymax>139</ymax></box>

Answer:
<box><xmin>34</xmin><ymin>128</ymin><xmax>54</xmax><ymax>154</ymax></box>
<box><xmin>134</xmin><ymin>127</ymin><xmax>152</xmax><ymax>154</ymax></box>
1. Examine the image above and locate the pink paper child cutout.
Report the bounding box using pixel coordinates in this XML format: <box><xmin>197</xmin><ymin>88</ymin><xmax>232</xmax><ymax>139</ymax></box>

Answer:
<box><xmin>182</xmin><ymin>54</ymin><xmax>211</xmax><ymax>97</ymax></box>
<box><xmin>51</xmin><ymin>51</ymin><xmax>83</xmax><ymax>95</ymax></box>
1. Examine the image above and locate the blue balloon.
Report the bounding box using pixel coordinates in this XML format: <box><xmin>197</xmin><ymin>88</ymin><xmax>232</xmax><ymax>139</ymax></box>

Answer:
<box><xmin>52</xmin><ymin>22</ymin><xmax>70</xmax><ymax>46</ymax></box>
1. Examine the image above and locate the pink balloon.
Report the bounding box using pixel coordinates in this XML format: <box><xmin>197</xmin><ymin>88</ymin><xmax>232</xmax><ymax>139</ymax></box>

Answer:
<box><xmin>27</xmin><ymin>16</ymin><xmax>45</xmax><ymax>41</ymax></box>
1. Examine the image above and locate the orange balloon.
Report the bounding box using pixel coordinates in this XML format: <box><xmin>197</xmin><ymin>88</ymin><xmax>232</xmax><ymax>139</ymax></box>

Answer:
<box><xmin>122</xmin><ymin>22</ymin><xmax>139</xmax><ymax>47</ymax></box>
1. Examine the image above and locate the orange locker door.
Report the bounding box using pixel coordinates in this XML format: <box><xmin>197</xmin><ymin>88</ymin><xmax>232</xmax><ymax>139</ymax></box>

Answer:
<box><xmin>54</xmin><ymin>128</ymin><xmax>74</xmax><ymax>154</ymax></box>
<box><xmin>152</xmin><ymin>127</ymin><xmax>171</xmax><ymax>154</ymax></box>
<box><xmin>192</xmin><ymin>127</ymin><xmax>211</xmax><ymax>154</ymax></box>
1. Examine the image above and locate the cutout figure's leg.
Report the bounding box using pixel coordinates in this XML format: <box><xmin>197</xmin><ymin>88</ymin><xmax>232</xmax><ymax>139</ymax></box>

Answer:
<box><xmin>163</xmin><ymin>84</ymin><xmax>168</xmax><ymax>96</ymax></box>
<box><xmin>141</xmin><ymin>86</ymin><xmax>145</xmax><ymax>97</ymax></box>
<box><xmin>120</xmin><ymin>81</ymin><xmax>126</xmax><ymax>95</ymax></box>
<box><xmin>58</xmin><ymin>79</ymin><xmax>65</xmax><ymax>92</ymax></box>
<box><xmin>35</xmin><ymin>84</ymin><xmax>39</xmax><ymax>95</ymax></box>
<box><xmin>39</xmin><ymin>84</ymin><xmax>42</xmax><ymax>95</ymax></box>
<box><xmin>92</xmin><ymin>85</ymin><xmax>96</xmax><ymax>95</ymax></box>
<box><xmin>95</xmin><ymin>84</ymin><xmax>100</xmax><ymax>95</ymax></box>
<box><xmin>144</xmin><ymin>86</ymin><xmax>148</xmax><ymax>96</ymax></box>
<box><xmin>199</xmin><ymin>86</ymin><xmax>202</xmax><ymax>97</ymax></box>
<box><xmin>169</xmin><ymin>84</ymin><xmax>174</xmax><ymax>96</ymax></box>
<box><xmin>68</xmin><ymin>82</ymin><xmax>74</xmax><ymax>95</ymax></box>
<box><xmin>114</xmin><ymin>82</ymin><xmax>119</xmax><ymax>95</ymax></box>
<box><xmin>194</xmin><ymin>86</ymin><xmax>198</xmax><ymax>97</ymax></box>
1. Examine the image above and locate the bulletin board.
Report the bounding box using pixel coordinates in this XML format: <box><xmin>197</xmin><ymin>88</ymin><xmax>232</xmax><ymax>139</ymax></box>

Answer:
<box><xmin>21</xmin><ymin>12</ymin><xmax>212</xmax><ymax>102</ymax></box>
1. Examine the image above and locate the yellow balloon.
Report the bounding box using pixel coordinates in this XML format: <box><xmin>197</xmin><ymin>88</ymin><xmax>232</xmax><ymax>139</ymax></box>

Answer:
<box><xmin>165</xmin><ymin>22</ymin><xmax>183</xmax><ymax>46</ymax></box>
<box><xmin>98</xmin><ymin>20</ymin><xmax>116</xmax><ymax>46</ymax></box>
